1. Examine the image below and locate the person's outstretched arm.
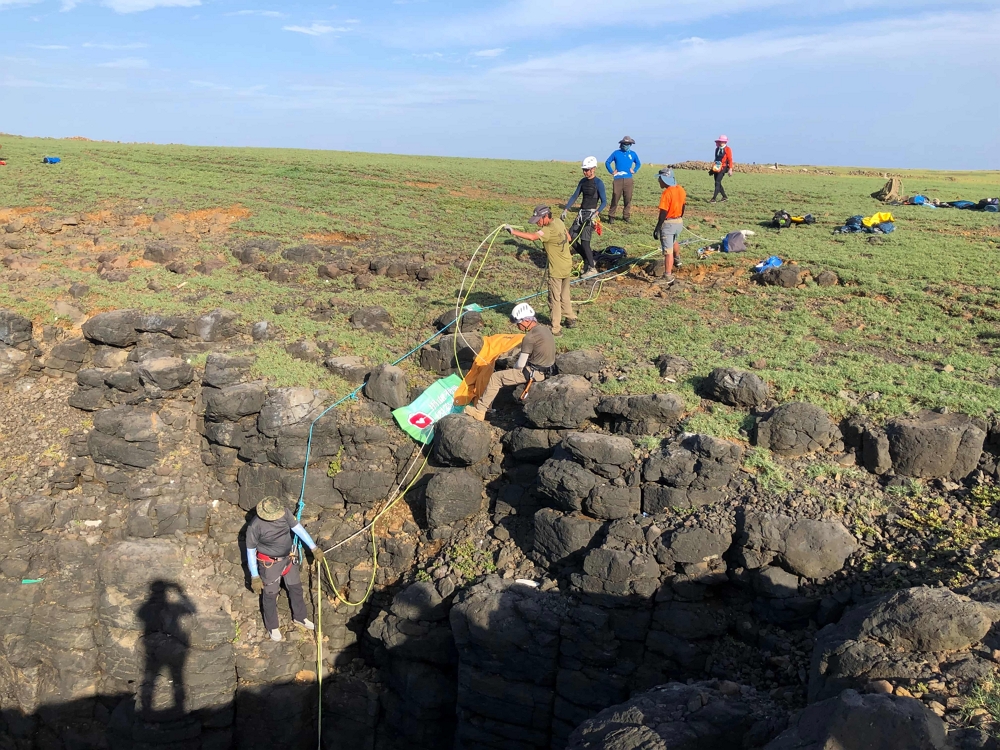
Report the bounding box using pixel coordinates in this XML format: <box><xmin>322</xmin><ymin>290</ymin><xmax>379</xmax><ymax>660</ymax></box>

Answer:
<box><xmin>563</xmin><ymin>182</ymin><xmax>582</xmax><ymax>219</ymax></box>
<box><xmin>508</xmin><ymin>227</ymin><xmax>542</xmax><ymax>242</ymax></box>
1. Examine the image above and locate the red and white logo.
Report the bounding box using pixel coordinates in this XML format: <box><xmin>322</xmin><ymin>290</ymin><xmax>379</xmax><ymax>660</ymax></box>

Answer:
<box><xmin>409</xmin><ymin>413</ymin><xmax>433</xmax><ymax>430</ymax></box>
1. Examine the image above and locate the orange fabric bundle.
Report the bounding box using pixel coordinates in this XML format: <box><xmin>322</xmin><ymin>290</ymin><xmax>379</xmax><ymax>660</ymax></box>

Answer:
<box><xmin>453</xmin><ymin>333</ymin><xmax>524</xmax><ymax>406</ymax></box>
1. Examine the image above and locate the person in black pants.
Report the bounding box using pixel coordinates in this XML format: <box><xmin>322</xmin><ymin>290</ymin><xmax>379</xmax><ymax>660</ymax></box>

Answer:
<box><xmin>710</xmin><ymin>135</ymin><xmax>734</xmax><ymax>202</ymax></box>
<box><xmin>562</xmin><ymin>156</ymin><xmax>607</xmax><ymax>278</ymax></box>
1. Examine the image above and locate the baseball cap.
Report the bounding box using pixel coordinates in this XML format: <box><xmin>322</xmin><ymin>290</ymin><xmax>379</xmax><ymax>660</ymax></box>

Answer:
<box><xmin>528</xmin><ymin>205</ymin><xmax>551</xmax><ymax>225</ymax></box>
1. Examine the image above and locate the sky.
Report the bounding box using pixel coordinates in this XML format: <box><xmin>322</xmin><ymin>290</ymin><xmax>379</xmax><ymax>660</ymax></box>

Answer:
<box><xmin>1</xmin><ymin>0</ymin><xmax>998</xmax><ymax>169</ymax></box>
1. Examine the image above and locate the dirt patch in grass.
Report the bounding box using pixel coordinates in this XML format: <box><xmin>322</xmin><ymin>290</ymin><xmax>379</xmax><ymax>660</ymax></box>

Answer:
<box><xmin>304</xmin><ymin>231</ymin><xmax>367</xmax><ymax>244</ymax></box>
<box><xmin>404</xmin><ymin>181</ymin><xmax>440</xmax><ymax>190</ymax></box>
<box><xmin>0</xmin><ymin>206</ymin><xmax>52</xmax><ymax>223</ymax></box>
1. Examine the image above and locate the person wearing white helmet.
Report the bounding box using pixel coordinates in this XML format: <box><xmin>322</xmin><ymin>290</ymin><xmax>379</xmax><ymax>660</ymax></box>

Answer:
<box><xmin>504</xmin><ymin>205</ymin><xmax>577</xmax><ymax>335</ymax></box>
<box><xmin>561</xmin><ymin>156</ymin><xmax>607</xmax><ymax>278</ymax></box>
<box><xmin>464</xmin><ymin>303</ymin><xmax>556</xmax><ymax>421</ymax></box>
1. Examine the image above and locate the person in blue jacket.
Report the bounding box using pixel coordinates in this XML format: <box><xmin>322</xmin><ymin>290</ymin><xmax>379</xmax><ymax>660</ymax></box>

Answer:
<box><xmin>561</xmin><ymin>156</ymin><xmax>607</xmax><ymax>278</ymax></box>
<box><xmin>246</xmin><ymin>495</ymin><xmax>326</xmax><ymax>642</ymax></box>
<box><xmin>605</xmin><ymin>136</ymin><xmax>641</xmax><ymax>223</ymax></box>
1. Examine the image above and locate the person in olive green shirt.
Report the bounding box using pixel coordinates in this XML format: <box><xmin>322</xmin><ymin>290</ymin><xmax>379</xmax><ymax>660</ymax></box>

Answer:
<box><xmin>505</xmin><ymin>205</ymin><xmax>577</xmax><ymax>335</ymax></box>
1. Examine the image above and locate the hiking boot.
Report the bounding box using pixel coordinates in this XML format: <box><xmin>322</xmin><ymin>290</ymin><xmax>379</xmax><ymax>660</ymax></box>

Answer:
<box><xmin>269</xmin><ymin>629</ymin><xmax>283</xmax><ymax>642</ymax></box>
<box><xmin>606</xmin><ymin>216</ymin><xmax>614</xmax><ymax>225</ymax></box>
<box><xmin>622</xmin><ymin>218</ymin><xmax>631</xmax><ymax>224</ymax></box>
<box><xmin>552</xmin><ymin>330</ymin><xmax>563</xmax><ymax>337</ymax></box>
<box><xmin>294</xmin><ymin>619</ymin><xmax>315</xmax><ymax>631</ymax></box>
<box><xmin>464</xmin><ymin>405</ymin><xmax>486</xmax><ymax>421</ymax></box>
<box><xmin>580</xmin><ymin>268</ymin><xmax>598</xmax><ymax>279</ymax></box>
<box><xmin>564</xmin><ymin>318</ymin><xmax>578</xmax><ymax>329</ymax></box>
<box><xmin>719</xmin><ymin>198</ymin><xmax>728</xmax><ymax>203</ymax></box>
<box><xmin>674</xmin><ymin>258</ymin><xmax>683</xmax><ymax>269</ymax></box>
<box><xmin>709</xmin><ymin>199</ymin><xmax>717</xmax><ymax>204</ymax></box>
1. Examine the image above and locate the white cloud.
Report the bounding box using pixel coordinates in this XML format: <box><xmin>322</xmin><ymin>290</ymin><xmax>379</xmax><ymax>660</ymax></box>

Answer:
<box><xmin>0</xmin><ymin>0</ymin><xmax>42</xmax><ymax>7</ymax></box>
<box><xmin>60</xmin><ymin>0</ymin><xmax>78</xmax><ymax>9</ymax></box>
<box><xmin>27</xmin><ymin>44</ymin><xmax>70</xmax><ymax>49</ymax></box>
<box><xmin>379</xmin><ymin>0</ymin><xmax>971</xmax><ymax>49</ymax></box>
<box><xmin>190</xmin><ymin>79</ymin><xmax>231</xmax><ymax>90</ymax></box>
<box><xmin>84</xmin><ymin>42</ymin><xmax>149</xmax><ymax>49</ymax></box>
<box><xmin>473</xmin><ymin>48</ymin><xmax>505</xmax><ymax>58</ymax></box>
<box><xmin>97</xmin><ymin>57</ymin><xmax>149</xmax><ymax>68</ymax></box>
<box><xmin>227</xmin><ymin>9</ymin><xmax>284</xmax><ymax>17</ymax></box>
<box><xmin>282</xmin><ymin>23</ymin><xmax>348</xmax><ymax>35</ymax></box>
<box><xmin>100</xmin><ymin>0</ymin><xmax>199</xmax><ymax>12</ymax></box>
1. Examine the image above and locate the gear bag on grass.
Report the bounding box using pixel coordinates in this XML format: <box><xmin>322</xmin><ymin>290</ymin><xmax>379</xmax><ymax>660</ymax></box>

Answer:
<box><xmin>722</xmin><ymin>231</ymin><xmax>746</xmax><ymax>253</ymax></box>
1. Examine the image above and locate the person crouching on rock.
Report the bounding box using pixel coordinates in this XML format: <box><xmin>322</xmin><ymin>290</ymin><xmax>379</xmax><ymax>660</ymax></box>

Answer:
<box><xmin>464</xmin><ymin>303</ymin><xmax>556</xmax><ymax>421</ymax></box>
<box><xmin>246</xmin><ymin>495</ymin><xmax>326</xmax><ymax>642</ymax></box>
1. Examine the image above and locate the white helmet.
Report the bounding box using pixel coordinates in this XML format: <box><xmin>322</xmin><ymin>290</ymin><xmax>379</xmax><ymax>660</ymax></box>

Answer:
<box><xmin>581</xmin><ymin>156</ymin><xmax>598</xmax><ymax>170</ymax></box>
<box><xmin>511</xmin><ymin>303</ymin><xmax>536</xmax><ymax>322</ymax></box>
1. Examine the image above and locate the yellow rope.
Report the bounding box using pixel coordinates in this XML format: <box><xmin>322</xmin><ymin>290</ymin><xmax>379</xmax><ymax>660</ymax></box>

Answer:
<box><xmin>314</xmin><ymin>450</ymin><xmax>430</xmax><ymax>747</ymax></box>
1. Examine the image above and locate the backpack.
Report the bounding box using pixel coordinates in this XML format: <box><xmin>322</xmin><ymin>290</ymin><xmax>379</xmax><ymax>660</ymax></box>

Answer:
<box><xmin>772</xmin><ymin>210</ymin><xmax>792</xmax><ymax>229</ymax></box>
<box><xmin>754</xmin><ymin>256</ymin><xmax>783</xmax><ymax>273</ymax></box>
<box><xmin>722</xmin><ymin>231</ymin><xmax>746</xmax><ymax>253</ymax></box>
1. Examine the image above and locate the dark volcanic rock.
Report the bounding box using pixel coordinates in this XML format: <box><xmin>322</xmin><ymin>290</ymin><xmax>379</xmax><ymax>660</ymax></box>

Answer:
<box><xmin>810</xmin><ymin>586</ymin><xmax>994</xmax><ymax>702</ymax></box>
<box><xmin>0</xmin><ymin>309</ymin><xmax>33</xmax><ymax>347</ymax></box>
<box><xmin>191</xmin><ymin>308</ymin><xmax>238</xmax><ymax>342</ymax></box>
<box><xmin>566</xmin><ymin>681</ymin><xmax>784</xmax><ymax>750</ymax></box>
<box><xmin>88</xmin><ymin>406</ymin><xmax>162</xmax><ymax>468</ymax></box>
<box><xmin>885</xmin><ymin>410</ymin><xmax>986</xmax><ymax>480</ymax></box>
<box><xmin>432</xmin><ymin>413</ymin><xmax>491</xmax><ymax>467</ymax></box>
<box><xmin>538</xmin><ymin>459</ymin><xmax>599</xmax><ymax>512</ymax></box>
<box><xmin>596</xmin><ymin>393</ymin><xmax>684</xmax><ymax>435</ymax></box>
<box><xmin>364</xmin><ymin>364</ymin><xmax>408</xmax><ymax>410</ymax></box>
<box><xmin>204</xmin><ymin>382</ymin><xmax>267</xmax><ymax>421</ymax></box>
<box><xmin>203</xmin><ymin>353</ymin><xmax>254</xmax><ymax>388</ymax></box>
<box><xmin>522</xmin><ymin>375</ymin><xmax>598</xmax><ymax>429</ymax></box>
<box><xmin>143</xmin><ymin>241</ymin><xmax>181</xmax><ymax>264</ymax></box>
<box><xmin>432</xmin><ymin>309</ymin><xmax>483</xmax><ymax>333</ymax></box>
<box><xmin>642</xmin><ymin>434</ymin><xmax>743</xmax><ymax>511</ymax></box>
<box><xmin>533</xmin><ymin>508</ymin><xmax>604</xmax><ymax>565</ymax></box>
<box><xmin>766</xmin><ymin>689</ymin><xmax>948</xmax><ymax>750</ymax></box>
<box><xmin>738</xmin><ymin>511</ymin><xmax>858</xmax><ymax>580</ymax></box>
<box><xmin>137</xmin><ymin>357</ymin><xmax>194</xmax><ymax>391</ymax></box>
<box><xmin>425</xmin><ymin>469</ymin><xmax>484</xmax><ymax>528</ymax></box>
<box><xmin>755</xmin><ymin>402</ymin><xmax>842</xmax><ymax>457</ymax></box>
<box><xmin>555</xmin><ymin>349</ymin><xmax>605</xmax><ymax>376</ymax></box>
<box><xmin>654</xmin><ymin>353</ymin><xmax>691</xmax><ymax>379</ymax></box>
<box><xmin>350</xmin><ymin>306</ymin><xmax>393</xmax><ymax>333</ymax></box>
<box><xmin>82</xmin><ymin>310</ymin><xmax>139</xmax><ymax>347</ymax></box>
<box><xmin>701</xmin><ymin>368</ymin><xmax>769</xmax><ymax>408</ymax></box>
<box><xmin>324</xmin><ymin>356</ymin><xmax>369</xmax><ymax>384</ymax></box>
<box><xmin>759</xmin><ymin>265</ymin><xmax>804</xmax><ymax>288</ymax></box>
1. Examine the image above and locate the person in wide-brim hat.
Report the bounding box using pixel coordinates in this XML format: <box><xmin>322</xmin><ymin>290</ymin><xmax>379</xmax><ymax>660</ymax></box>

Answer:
<box><xmin>245</xmin><ymin>496</ymin><xmax>326</xmax><ymax>642</ymax></box>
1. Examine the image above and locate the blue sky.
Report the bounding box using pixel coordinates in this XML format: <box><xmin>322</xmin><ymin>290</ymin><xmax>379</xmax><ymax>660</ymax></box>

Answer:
<box><xmin>1</xmin><ymin>0</ymin><xmax>998</xmax><ymax>169</ymax></box>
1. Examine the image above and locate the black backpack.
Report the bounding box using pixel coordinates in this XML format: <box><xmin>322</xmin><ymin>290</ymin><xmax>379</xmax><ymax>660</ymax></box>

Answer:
<box><xmin>772</xmin><ymin>210</ymin><xmax>792</xmax><ymax>229</ymax></box>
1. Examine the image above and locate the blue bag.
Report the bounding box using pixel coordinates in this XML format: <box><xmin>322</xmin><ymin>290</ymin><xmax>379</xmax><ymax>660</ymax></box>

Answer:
<box><xmin>754</xmin><ymin>256</ymin><xmax>782</xmax><ymax>273</ymax></box>
<box><xmin>42</xmin><ymin>157</ymin><xmax>61</xmax><ymax>164</ymax></box>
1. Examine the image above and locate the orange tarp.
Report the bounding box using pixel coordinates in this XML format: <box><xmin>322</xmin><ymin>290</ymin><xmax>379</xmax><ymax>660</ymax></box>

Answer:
<box><xmin>453</xmin><ymin>334</ymin><xmax>524</xmax><ymax>406</ymax></box>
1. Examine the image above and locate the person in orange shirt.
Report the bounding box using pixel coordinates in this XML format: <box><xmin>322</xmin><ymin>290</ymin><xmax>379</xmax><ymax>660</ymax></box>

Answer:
<box><xmin>652</xmin><ymin>168</ymin><xmax>686</xmax><ymax>281</ymax></box>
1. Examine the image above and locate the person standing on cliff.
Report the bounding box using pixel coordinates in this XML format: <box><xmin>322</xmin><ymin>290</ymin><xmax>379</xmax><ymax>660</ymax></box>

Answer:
<box><xmin>246</xmin><ymin>496</ymin><xmax>326</xmax><ymax>642</ymax></box>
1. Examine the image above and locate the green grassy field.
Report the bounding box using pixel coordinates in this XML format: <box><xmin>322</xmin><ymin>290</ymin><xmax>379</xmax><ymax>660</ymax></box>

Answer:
<box><xmin>1</xmin><ymin>134</ymin><xmax>999</xmax><ymax>429</ymax></box>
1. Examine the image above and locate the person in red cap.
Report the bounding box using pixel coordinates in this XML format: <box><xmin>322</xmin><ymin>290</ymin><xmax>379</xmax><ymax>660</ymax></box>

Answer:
<box><xmin>710</xmin><ymin>135</ymin><xmax>734</xmax><ymax>203</ymax></box>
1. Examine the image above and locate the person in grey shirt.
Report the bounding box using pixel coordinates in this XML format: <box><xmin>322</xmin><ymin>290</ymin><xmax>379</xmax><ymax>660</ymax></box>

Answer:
<box><xmin>245</xmin><ymin>496</ymin><xmax>325</xmax><ymax>642</ymax></box>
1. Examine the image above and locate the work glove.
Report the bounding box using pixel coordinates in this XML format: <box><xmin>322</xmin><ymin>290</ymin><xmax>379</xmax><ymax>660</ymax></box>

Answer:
<box><xmin>311</xmin><ymin>547</ymin><xmax>326</xmax><ymax>566</ymax></box>
<box><xmin>652</xmin><ymin>227</ymin><xmax>661</xmax><ymax>240</ymax></box>
<box><xmin>503</xmin><ymin>224</ymin><xmax>513</xmax><ymax>234</ymax></box>
<box><xmin>251</xmin><ymin>576</ymin><xmax>263</xmax><ymax>595</ymax></box>
<box><xmin>560</xmin><ymin>210</ymin><xmax>568</xmax><ymax>221</ymax></box>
